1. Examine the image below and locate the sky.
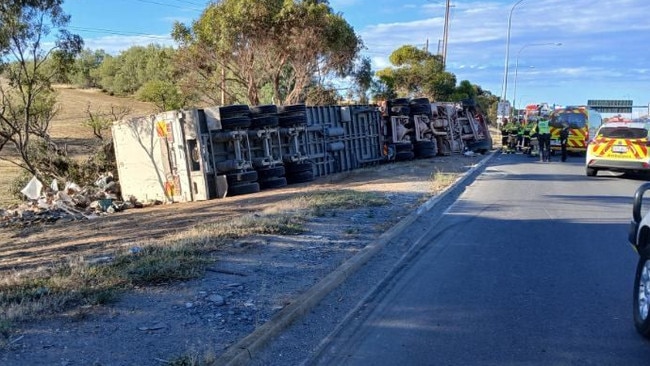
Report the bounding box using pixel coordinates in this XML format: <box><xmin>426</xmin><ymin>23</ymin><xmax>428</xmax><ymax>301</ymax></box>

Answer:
<box><xmin>60</xmin><ymin>0</ymin><xmax>650</xmax><ymax>116</ymax></box>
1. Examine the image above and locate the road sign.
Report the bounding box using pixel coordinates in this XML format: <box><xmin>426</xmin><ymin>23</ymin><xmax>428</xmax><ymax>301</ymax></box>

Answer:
<box><xmin>497</xmin><ymin>101</ymin><xmax>511</xmax><ymax>118</ymax></box>
<box><xmin>587</xmin><ymin>99</ymin><xmax>633</xmax><ymax>113</ymax></box>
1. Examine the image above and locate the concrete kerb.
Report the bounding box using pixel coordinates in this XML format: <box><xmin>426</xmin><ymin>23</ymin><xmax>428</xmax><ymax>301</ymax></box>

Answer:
<box><xmin>215</xmin><ymin>150</ymin><xmax>497</xmax><ymax>366</ymax></box>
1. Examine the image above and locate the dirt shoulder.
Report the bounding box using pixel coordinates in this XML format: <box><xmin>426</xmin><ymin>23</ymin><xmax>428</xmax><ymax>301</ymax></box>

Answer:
<box><xmin>0</xmin><ymin>153</ymin><xmax>488</xmax><ymax>365</ymax></box>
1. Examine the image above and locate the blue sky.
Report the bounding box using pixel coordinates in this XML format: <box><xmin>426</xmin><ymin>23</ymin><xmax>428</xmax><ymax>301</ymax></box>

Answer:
<box><xmin>61</xmin><ymin>0</ymin><xmax>650</xmax><ymax>115</ymax></box>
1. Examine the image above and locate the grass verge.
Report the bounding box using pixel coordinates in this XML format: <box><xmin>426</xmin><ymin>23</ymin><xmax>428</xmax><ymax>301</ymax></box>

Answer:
<box><xmin>0</xmin><ymin>189</ymin><xmax>388</xmax><ymax>346</ymax></box>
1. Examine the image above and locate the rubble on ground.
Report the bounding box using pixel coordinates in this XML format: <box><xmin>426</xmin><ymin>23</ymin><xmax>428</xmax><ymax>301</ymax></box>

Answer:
<box><xmin>0</xmin><ymin>173</ymin><xmax>158</xmax><ymax>229</ymax></box>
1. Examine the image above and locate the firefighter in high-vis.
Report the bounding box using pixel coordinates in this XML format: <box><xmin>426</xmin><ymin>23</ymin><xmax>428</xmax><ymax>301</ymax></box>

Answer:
<box><xmin>500</xmin><ymin>118</ymin><xmax>510</xmax><ymax>149</ymax></box>
<box><xmin>522</xmin><ymin>120</ymin><xmax>535</xmax><ymax>153</ymax></box>
<box><xmin>537</xmin><ymin>117</ymin><xmax>551</xmax><ymax>162</ymax></box>
<box><xmin>502</xmin><ymin>119</ymin><xmax>518</xmax><ymax>153</ymax></box>
<box><xmin>516</xmin><ymin>119</ymin><xmax>525</xmax><ymax>151</ymax></box>
<box><xmin>527</xmin><ymin>119</ymin><xmax>540</xmax><ymax>157</ymax></box>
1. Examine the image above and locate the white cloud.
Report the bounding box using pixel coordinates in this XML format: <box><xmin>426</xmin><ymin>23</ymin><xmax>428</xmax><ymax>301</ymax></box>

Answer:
<box><xmin>83</xmin><ymin>35</ymin><xmax>175</xmax><ymax>55</ymax></box>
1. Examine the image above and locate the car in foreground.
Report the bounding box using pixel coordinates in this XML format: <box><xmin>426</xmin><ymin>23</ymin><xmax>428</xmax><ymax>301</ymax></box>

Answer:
<box><xmin>586</xmin><ymin>120</ymin><xmax>650</xmax><ymax>177</ymax></box>
<box><xmin>628</xmin><ymin>183</ymin><xmax>650</xmax><ymax>337</ymax></box>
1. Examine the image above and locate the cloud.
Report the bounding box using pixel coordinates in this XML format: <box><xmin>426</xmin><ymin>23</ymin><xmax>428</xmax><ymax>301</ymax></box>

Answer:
<box><xmin>83</xmin><ymin>35</ymin><xmax>175</xmax><ymax>55</ymax></box>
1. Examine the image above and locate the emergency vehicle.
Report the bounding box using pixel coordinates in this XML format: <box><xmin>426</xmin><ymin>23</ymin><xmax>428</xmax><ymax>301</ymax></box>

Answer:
<box><xmin>549</xmin><ymin>106</ymin><xmax>602</xmax><ymax>154</ymax></box>
<box><xmin>585</xmin><ymin>120</ymin><xmax>650</xmax><ymax>177</ymax></box>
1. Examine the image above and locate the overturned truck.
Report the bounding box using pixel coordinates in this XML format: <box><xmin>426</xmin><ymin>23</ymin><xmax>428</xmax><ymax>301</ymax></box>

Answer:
<box><xmin>111</xmin><ymin>99</ymin><xmax>491</xmax><ymax>203</ymax></box>
<box><xmin>382</xmin><ymin>98</ymin><xmax>492</xmax><ymax>161</ymax></box>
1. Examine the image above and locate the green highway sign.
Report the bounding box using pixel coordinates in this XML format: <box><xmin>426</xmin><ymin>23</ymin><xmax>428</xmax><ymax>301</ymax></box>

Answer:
<box><xmin>587</xmin><ymin>99</ymin><xmax>633</xmax><ymax>113</ymax></box>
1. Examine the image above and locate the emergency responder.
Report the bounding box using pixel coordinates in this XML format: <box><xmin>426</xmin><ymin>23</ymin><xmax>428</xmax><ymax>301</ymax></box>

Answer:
<box><xmin>522</xmin><ymin>119</ymin><xmax>535</xmax><ymax>153</ymax></box>
<box><xmin>502</xmin><ymin>119</ymin><xmax>518</xmax><ymax>153</ymax></box>
<box><xmin>516</xmin><ymin>119</ymin><xmax>525</xmax><ymax>151</ymax></box>
<box><xmin>527</xmin><ymin>118</ymin><xmax>539</xmax><ymax>157</ymax></box>
<box><xmin>500</xmin><ymin>118</ymin><xmax>510</xmax><ymax>147</ymax></box>
<box><xmin>537</xmin><ymin>117</ymin><xmax>551</xmax><ymax>162</ymax></box>
<box><xmin>560</xmin><ymin>122</ymin><xmax>570</xmax><ymax>162</ymax></box>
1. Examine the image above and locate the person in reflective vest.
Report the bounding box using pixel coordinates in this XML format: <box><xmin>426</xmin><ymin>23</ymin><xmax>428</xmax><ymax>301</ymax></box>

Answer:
<box><xmin>537</xmin><ymin>118</ymin><xmax>551</xmax><ymax>162</ymax></box>
<box><xmin>559</xmin><ymin>123</ymin><xmax>570</xmax><ymax>162</ymax></box>
<box><xmin>516</xmin><ymin>121</ymin><xmax>525</xmax><ymax>151</ymax></box>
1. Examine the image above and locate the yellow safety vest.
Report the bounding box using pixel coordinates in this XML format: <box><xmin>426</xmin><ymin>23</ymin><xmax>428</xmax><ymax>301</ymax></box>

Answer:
<box><xmin>537</xmin><ymin>120</ymin><xmax>550</xmax><ymax>134</ymax></box>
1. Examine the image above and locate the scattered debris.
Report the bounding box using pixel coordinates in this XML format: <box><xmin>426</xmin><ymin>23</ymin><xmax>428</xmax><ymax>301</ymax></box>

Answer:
<box><xmin>0</xmin><ymin>174</ymin><xmax>160</xmax><ymax>229</ymax></box>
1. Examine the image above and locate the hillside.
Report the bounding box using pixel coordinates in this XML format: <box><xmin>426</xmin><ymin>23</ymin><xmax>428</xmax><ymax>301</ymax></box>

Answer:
<box><xmin>0</xmin><ymin>85</ymin><xmax>157</xmax><ymax>207</ymax></box>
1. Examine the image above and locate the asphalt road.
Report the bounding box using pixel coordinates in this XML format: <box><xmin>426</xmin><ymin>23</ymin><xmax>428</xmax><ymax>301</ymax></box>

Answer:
<box><xmin>311</xmin><ymin>153</ymin><xmax>650</xmax><ymax>365</ymax></box>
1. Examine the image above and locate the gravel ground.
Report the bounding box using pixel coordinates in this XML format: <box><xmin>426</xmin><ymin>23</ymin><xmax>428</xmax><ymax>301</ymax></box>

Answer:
<box><xmin>0</xmin><ymin>153</ymin><xmax>491</xmax><ymax>366</ymax></box>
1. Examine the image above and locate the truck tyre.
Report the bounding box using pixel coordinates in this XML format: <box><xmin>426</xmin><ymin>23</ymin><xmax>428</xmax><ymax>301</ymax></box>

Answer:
<box><xmin>259</xmin><ymin>176</ymin><xmax>287</xmax><ymax>190</ymax></box>
<box><xmin>221</xmin><ymin>116</ymin><xmax>251</xmax><ymax>130</ymax></box>
<box><xmin>219</xmin><ymin>104</ymin><xmax>251</xmax><ymax>118</ymax></box>
<box><xmin>634</xmin><ymin>253</ymin><xmax>650</xmax><ymax>338</ymax></box>
<box><xmin>586</xmin><ymin>167</ymin><xmax>597</xmax><ymax>176</ymax></box>
<box><xmin>250</xmin><ymin>104</ymin><xmax>278</xmax><ymax>115</ymax></box>
<box><xmin>285</xmin><ymin>162</ymin><xmax>313</xmax><ymax>174</ymax></box>
<box><xmin>250</xmin><ymin>115</ymin><xmax>279</xmax><ymax>128</ymax></box>
<box><xmin>257</xmin><ymin>166</ymin><xmax>285</xmax><ymax>180</ymax></box>
<box><xmin>396</xmin><ymin>150</ymin><xmax>415</xmax><ymax>161</ymax></box>
<box><xmin>228</xmin><ymin>182</ymin><xmax>260</xmax><ymax>196</ymax></box>
<box><xmin>279</xmin><ymin>114</ymin><xmax>308</xmax><ymax>127</ymax></box>
<box><xmin>225</xmin><ymin>170</ymin><xmax>258</xmax><ymax>185</ymax></box>
<box><xmin>287</xmin><ymin>170</ymin><xmax>315</xmax><ymax>184</ymax></box>
<box><xmin>216</xmin><ymin>159</ymin><xmax>241</xmax><ymax>173</ymax></box>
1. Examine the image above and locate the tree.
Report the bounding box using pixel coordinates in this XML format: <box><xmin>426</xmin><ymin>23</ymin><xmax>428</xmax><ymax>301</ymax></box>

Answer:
<box><xmin>83</xmin><ymin>103</ymin><xmax>131</xmax><ymax>141</ymax></box>
<box><xmin>172</xmin><ymin>0</ymin><xmax>362</xmax><ymax>106</ymax></box>
<box><xmin>371</xmin><ymin>69</ymin><xmax>397</xmax><ymax>103</ymax></box>
<box><xmin>94</xmin><ymin>45</ymin><xmax>176</xmax><ymax>96</ymax></box>
<box><xmin>136</xmin><ymin>80</ymin><xmax>189</xmax><ymax>112</ymax></box>
<box><xmin>377</xmin><ymin>45</ymin><xmax>456</xmax><ymax>101</ymax></box>
<box><xmin>305</xmin><ymin>83</ymin><xmax>340</xmax><ymax>106</ymax></box>
<box><xmin>71</xmin><ymin>49</ymin><xmax>109</xmax><ymax>88</ymax></box>
<box><xmin>352</xmin><ymin>56</ymin><xmax>373</xmax><ymax>104</ymax></box>
<box><xmin>0</xmin><ymin>0</ymin><xmax>83</xmax><ymax>180</ymax></box>
<box><xmin>450</xmin><ymin>80</ymin><xmax>478</xmax><ymax>102</ymax></box>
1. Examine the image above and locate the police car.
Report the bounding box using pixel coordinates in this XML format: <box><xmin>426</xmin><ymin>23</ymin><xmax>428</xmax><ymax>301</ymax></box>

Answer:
<box><xmin>585</xmin><ymin>120</ymin><xmax>650</xmax><ymax>177</ymax></box>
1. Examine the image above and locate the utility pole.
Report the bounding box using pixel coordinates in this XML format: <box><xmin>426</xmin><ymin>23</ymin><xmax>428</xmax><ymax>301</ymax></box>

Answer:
<box><xmin>442</xmin><ymin>0</ymin><xmax>451</xmax><ymax>68</ymax></box>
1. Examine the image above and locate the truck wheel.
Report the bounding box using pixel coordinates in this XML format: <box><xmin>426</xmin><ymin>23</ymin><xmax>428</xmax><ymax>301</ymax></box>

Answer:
<box><xmin>634</xmin><ymin>253</ymin><xmax>650</xmax><ymax>338</ymax></box>
<box><xmin>228</xmin><ymin>182</ymin><xmax>260</xmax><ymax>196</ymax></box>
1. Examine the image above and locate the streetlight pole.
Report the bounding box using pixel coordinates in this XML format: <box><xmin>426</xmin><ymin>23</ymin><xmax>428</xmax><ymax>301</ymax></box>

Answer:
<box><xmin>513</xmin><ymin>64</ymin><xmax>534</xmax><ymax>112</ymax></box>
<box><xmin>512</xmin><ymin>42</ymin><xmax>562</xmax><ymax>111</ymax></box>
<box><xmin>442</xmin><ymin>0</ymin><xmax>451</xmax><ymax>68</ymax></box>
<box><xmin>501</xmin><ymin>0</ymin><xmax>527</xmax><ymax>103</ymax></box>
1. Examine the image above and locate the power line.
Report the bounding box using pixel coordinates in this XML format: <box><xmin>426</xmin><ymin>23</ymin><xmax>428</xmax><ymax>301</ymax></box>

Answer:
<box><xmin>130</xmin><ymin>0</ymin><xmax>204</xmax><ymax>11</ymax></box>
<box><xmin>67</xmin><ymin>26</ymin><xmax>172</xmax><ymax>40</ymax></box>
<box><xmin>169</xmin><ymin>0</ymin><xmax>206</xmax><ymax>7</ymax></box>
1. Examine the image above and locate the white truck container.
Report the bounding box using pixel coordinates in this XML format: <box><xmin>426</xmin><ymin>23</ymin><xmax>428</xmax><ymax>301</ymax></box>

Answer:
<box><xmin>111</xmin><ymin>109</ymin><xmax>219</xmax><ymax>203</ymax></box>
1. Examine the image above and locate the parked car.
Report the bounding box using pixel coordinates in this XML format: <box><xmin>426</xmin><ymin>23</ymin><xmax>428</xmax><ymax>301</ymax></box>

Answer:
<box><xmin>628</xmin><ymin>183</ymin><xmax>650</xmax><ymax>337</ymax></box>
<box><xmin>586</xmin><ymin>120</ymin><xmax>650</xmax><ymax>177</ymax></box>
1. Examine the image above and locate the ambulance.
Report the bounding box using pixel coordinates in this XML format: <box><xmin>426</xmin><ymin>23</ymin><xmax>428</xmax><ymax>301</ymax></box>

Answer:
<box><xmin>549</xmin><ymin>105</ymin><xmax>602</xmax><ymax>154</ymax></box>
<box><xmin>585</xmin><ymin>119</ymin><xmax>650</xmax><ymax>177</ymax></box>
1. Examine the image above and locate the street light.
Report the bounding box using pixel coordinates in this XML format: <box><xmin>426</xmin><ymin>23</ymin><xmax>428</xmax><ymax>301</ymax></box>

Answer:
<box><xmin>512</xmin><ymin>42</ymin><xmax>562</xmax><ymax>111</ymax></box>
<box><xmin>500</xmin><ymin>0</ymin><xmax>527</xmax><ymax>103</ymax></box>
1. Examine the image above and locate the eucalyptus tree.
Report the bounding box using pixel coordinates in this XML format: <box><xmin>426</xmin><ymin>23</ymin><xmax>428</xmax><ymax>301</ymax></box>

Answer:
<box><xmin>377</xmin><ymin>45</ymin><xmax>456</xmax><ymax>101</ymax></box>
<box><xmin>172</xmin><ymin>0</ymin><xmax>362</xmax><ymax>106</ymax></box>
<box><xmin>0</xmin><ymin>0</ymin><xmax>83</xmax><ymax>178</ymax></box>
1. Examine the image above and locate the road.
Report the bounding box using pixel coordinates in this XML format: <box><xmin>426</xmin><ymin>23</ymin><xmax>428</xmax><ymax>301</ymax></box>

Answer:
<box><xmin>308</xmin><ymin>153</ymin><xmax>650</xmax><ymax>365</ymax></box>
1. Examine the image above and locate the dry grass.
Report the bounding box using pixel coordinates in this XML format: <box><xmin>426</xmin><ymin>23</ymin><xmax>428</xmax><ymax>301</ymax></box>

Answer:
<box><xmin>430</xmin><ymin>169</ymin><xmax>460</xmax><ymax>194</ymax></box>
<box><xmin>0</xmin><ymin>190</ymin><xmax>387</xmax><ymax>335</ymax></box>
<box><xmin>49</xmin><ymin>85</ymin><xmax>156</xmax><ymax>140</ymax></box>
<box><xmin>0</xmin><ymin>85</ymin><xmax>156</xmax><ymax>207</ymax></box>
